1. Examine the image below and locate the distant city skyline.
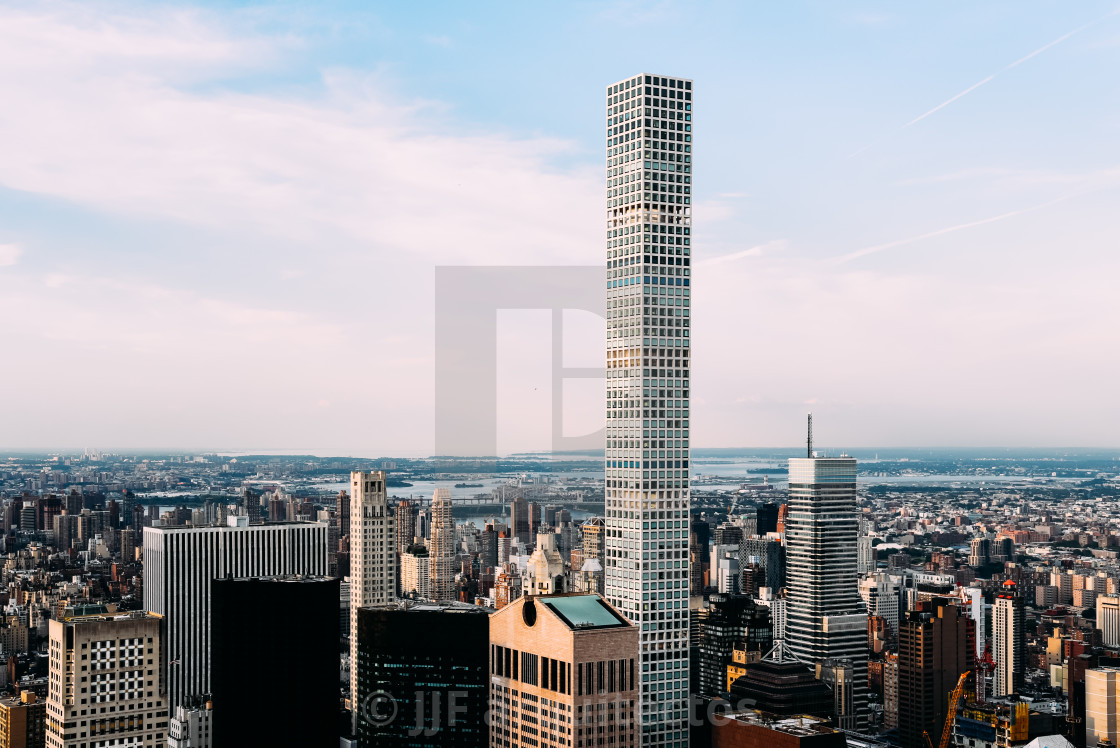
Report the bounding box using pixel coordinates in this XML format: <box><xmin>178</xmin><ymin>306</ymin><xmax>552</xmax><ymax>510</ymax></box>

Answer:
<box><xmin>1</xmin><ymin>2</ymin><xmax>1118</xmax><ymax>453</ymax></box>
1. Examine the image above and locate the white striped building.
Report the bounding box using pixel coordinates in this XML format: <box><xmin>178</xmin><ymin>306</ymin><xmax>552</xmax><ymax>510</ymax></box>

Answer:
<box><xmin>785</xmin><ymin>455</ymin><xmax>869</xmax><ymax>729</ymax></box>
<box><xmin>142</xmin><ymin>519</ymin><xmax>329</xmax><ymax>710</ymax></box>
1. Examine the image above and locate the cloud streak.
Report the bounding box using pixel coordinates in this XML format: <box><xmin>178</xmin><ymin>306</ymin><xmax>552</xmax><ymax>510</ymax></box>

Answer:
<box><xmin>849</xmin><ymin>10</ymin><xmax>1118</xmax><ymax>157</ymax></box>
<box><xmin>832</xmin><ymin>195</ymin><xmax>1070</xmax><ymax>263</ymax></box>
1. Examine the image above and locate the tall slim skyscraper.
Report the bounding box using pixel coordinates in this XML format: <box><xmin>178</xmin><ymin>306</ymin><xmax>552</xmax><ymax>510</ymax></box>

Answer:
<box><xmin>143</xmin><ymin>518</ymin><xmax>329</xmax><ymax>710</ymax></box>
<box><xmin>349</xmin><ymin>471</ymin><xmax>396</xmax><ymax>733</ymax></box>
<box><xmin>785</xmin><ymin>435</ymin><xmax>868</xmax><ymax>729</ymax></box>
<box><xmin>993</xmin><ymin>581</ymin><xmax>1025</xmax><ymax>697</ymax></box>
<box><xmin>603</xmin><ymin>72</ymin><xmax>694</xmax><ymax>747</ymax></box>
<box><xmin>430</xmin><ymin>488</ymin><xmax>456</xmax><ymax>601</ymax></box>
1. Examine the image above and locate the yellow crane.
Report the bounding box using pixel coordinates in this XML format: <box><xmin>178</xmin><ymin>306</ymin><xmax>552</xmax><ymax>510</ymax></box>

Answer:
<box><xmin>923</xmin><ymin>670</ymin><xmax>972</xmax><ymax>748</ymax></box>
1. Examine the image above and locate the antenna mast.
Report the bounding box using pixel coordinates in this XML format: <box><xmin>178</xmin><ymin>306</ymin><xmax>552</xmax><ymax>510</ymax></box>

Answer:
<box><xmin>807</xmin><ymin>413</ymin><xmax>813</xmax><ymax>458</ymax></box>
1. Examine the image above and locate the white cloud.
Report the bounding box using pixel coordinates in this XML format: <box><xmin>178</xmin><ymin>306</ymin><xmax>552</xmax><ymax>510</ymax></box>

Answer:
<box><xmin>0</xmin><ymin>244</ymin><xmax>21</xmax><ymax>267</ymax></box>
<box><xmin>0</xmin><ymin>7</ymin><xmax>600</xmax><ymax>267</ymax></box>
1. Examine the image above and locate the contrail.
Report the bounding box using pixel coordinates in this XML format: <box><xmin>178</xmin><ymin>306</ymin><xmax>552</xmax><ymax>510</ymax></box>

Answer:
<box><xmin>848</xmin><ymin>11</ymin><xmax>1118</xmax><ymax>158</ymax></box>
<box><xmin>833</xmin><ymin>195</ymin><xmax>1069</xmax><ymax>264</ymax></box>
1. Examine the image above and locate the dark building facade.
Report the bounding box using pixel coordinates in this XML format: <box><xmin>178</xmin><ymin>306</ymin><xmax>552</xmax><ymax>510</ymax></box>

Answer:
<box><xmin>727</xmin><ymin>657</ymin><xmax>834</xmax><ymax>720</ymax></box>
<box><xmin>211</xmin><ymin>576</ymin><xmax>338</xmax><ymax>748</ymax></box>
<box><xmin>738</xmin><ymin>537</ymin><xmax>784</xmax><ymax>593</ymax></box>
<box><xmin>897</xmin><ymin>598</ymin><xmax>975</xmax><ymax>748</ymax></box>
<box><xmin>356</xmin><ymin>601</ymin><xmax>490</xmax><ymax>747</ymax></box>
<box><xmin>755</xmin><ymin>502</ymin><xmax>779</xmax><ymax>537</ymax></box>
<box><xmin>694</xmin><ymin>594</ymin><xmax>772</xmax><ymax>698</ymax></box>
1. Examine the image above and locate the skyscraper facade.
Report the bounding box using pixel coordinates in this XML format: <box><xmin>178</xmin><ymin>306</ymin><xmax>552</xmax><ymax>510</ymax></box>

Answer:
<box><xmin>349</xmin><ymin>471</ymin><xmax>396</xmax><ymax>732</ymax></box>
<box><xmin>211</xmin><ymin>576</ymin><xmax>338</xmax><ymax>747</ymax></box>
<box><xmin>897</xmin><ymin>599</ymin><xmax>975</xmax><ymax>748</ymax></box>
<box><xmin>359</xmin><ymin>601</ymin><xmax>490</xmax><ymax>747</ymax></box>
<box><xmin>142</xmin><ymin>519</ymin><xmax>329</xmax><ymax>710</ymax></box>
<box><xmin>993</xmin><ymin>581</ymin><xmax>1025</xmax><ymax>697</ymax></box>
<box><xmin>46</xmin><ymin>609</ymin><xmax>168</xmax><ymax>748</ymax></box>
<box><xmin>602</xmin><ymin>71</ymin><xmax>694</xmax><ymax>748</ymax></box>
<box><xmin>785</xmin><ymin>453</ymin><xmax>868</xmax><ymax>729</ymax></box>
<box><xmin>429</xmin><ymin>488</ymin><xmax>456</xmax><ymax>601</ymax></box>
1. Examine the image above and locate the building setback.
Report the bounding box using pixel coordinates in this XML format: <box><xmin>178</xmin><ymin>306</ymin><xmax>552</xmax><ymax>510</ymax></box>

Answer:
<box><xmin>210</xmin><ymin>576</ymin><xmax>338</xmax><ymax>748</ymax></box>
<box><xmin>142</xmin><ymin>518</ymin><xmax>329</xmax><ymax>710</ymax></box>
<box><xmin>490</xmin><ymin>594</ymin><xmax>639</xmax><ymax>748</ymax></box>
<box><xmin>356</xmin><ymin>601</ymin><xmax>490</xmax><ymax>747</ymax></box>
<box><xmin>45</xmin><ymin>610</ymin><xmax>168</xmax><ymax>748</ymax></box>
<box><xmin>602</xmin><ymin>71</ymin><xmax>695</xmax><ymax>748</ymax></box>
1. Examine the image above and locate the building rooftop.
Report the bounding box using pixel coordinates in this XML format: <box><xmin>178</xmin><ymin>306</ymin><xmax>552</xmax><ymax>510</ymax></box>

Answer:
<box><xmin>539</xmin><ymin>594</ymin><xmax>630</xmax><ymax>630</ymax></box>
<box><xmin>721</xmin><ymin>710</ymin><xmax>835</xmax><ymax>738</ymax></box>
<box><xmin>362</xmin><ymin>599</ymin><xmax>495</xmax><ymax>614</ymax></box>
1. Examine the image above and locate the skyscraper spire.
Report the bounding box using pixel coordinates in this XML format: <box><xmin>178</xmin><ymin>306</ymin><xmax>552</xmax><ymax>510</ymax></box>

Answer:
<box><xmin>807</xmin><ymin>412</ymin><xmax>813</xmax><ymax>458</ymax></box>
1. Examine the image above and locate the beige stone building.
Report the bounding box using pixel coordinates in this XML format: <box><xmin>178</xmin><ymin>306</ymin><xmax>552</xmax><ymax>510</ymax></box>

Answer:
<box><xmin>45</xmin><ymin>609</ymin><xmax>167</xmax><ymax>748</ymax></box>
<box><xmin>1087</xmin><ymin>667</ymin><xmax>1120</xmax><ymax>748</ymax></box>
<box><xmin>349</xmin><ymin>470</ymin><xmax>396</xmax><ymax>729</ymax></box>
<box><xmin>489</xmin><ymin>593</ymin><xmax>638</xmax><ymax>748</ymax></box>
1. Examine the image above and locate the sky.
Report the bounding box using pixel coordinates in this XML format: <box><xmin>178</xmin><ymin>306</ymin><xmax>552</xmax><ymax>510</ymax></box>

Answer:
<box><xmin>0</xmin><ymin>0</ymin><xmax>1118</xmax><ymax>455</ymax></box>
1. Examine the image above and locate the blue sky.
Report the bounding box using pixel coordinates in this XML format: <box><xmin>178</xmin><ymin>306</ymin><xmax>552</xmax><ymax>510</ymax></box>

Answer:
<box><xmin>0</xmin><ymin>1</ymin><xmax>1118</xmax><ymax>454</ymax></box>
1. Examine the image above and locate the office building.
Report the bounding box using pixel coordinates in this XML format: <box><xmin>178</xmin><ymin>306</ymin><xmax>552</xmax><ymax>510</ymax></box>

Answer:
<box><xmin>993</xmin><ymin>581</ymin><xmax>1025</xmax><ymax>697</ymax></box>
<box><xmin>602</xmin><ymin>71</ymin><xmax>695</xmax><ymax>748</ymax></box>
<box><xmin>357</xmin><ymin>600</ymin><xmax>490</xmax><ymax>747</ymax></box>
<box><xmin>511</xmin><ymin>497</ymin><xmax>531</xmax><ymax>545</ymax></box>
<box><xmin>738</xmin><ymin>537</ymin><xmax>783</xmax><ymax>594</ymax></box>
<box><xmin>489</xmin><ymin>594</ymin><xmax>639</xmax><ymax>748</ymax></box>
<box><xmin>785</xmin><ymin>443</ymin><xmax>868</xmax><ymax>729</ymax></box>
<box><xmin>897</xmin><ymin>599</ymin><xmax>975</xmax><ymax>748</ymax></box>
<box><xmin>429</xmin><ymin>488</ymin><xmax>456</xmax><ymax>602</ymax></box>
<box><xmin>399</xmin><ymin>545</ymin><xmax>431</xmax><ymax>599</ymax></box>
<box><xmin>1098</xmin><ymin>597</ymin><xmax>1120</xmax><ymax>647</ymax></box>
<box><xmin>1086</xmin><ymin>668</ymin><xmax>1120</xmax><ymax>748</ymax></box>
<box><xmin>857</xmin><ymin>535</ymin><xmax>875</xmax><ymax>575</ymax></box>
<box><xmin>859</xmin><ymin>574</ymin><xmax>901</xmax><ymax>638</ymax></box>
<box><xmin>142</xmin><ymin>517</ymin><xmax>329</xmax><ymax>710</ymax></box>
<box><xmin>395</xmin><ymin>499</ymin><xmax>416</xmax><ymax>554</ymax></box>
<box><xmin>211</xmin><ymin>576</ymin><xmax>337</xmax><ymax>747</ymax></box>
<box><xmin>969</xmin><ymin>538</ymin><xmax>990</xmax><ymax>568</ymax></box>
<box><xmin>45</xmin><ymin>609</ymin><xmax>167</xmax><ymax>748</ymax></box>
<box><xmin>755</xmin><ymin>503</ymin><xmax>779</xmax><ymax>537</ymax></box>
<box><xmin>582</xmin><ymin>517</ymin><xmax>606</xmax><ymax>569</ymax></box>
<box><xmin>727</xmin><ymin>645</ymin><xmax>835</xmax><ymax>722</ymax></box>
<box><xmin>348</xmin><ymin>471</ymin><xmax>396</xmax><ymax>732</ymax></box>
<box><xmin>0</xmin><ymin>691</ymin><xmax>45</xmax><ymax>748</ymax></box>
<box><xmin>167</xmin><ymin>703</ymin><xmax>212</xmax><ymax>748</ymax></box>
<box><xmin>693</xmin><ymin>594</ymin><xmax>772</xmax><ymax>698</ymax></box>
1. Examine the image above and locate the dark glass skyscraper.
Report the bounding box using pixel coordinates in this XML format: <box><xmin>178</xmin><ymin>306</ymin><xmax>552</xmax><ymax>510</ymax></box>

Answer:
<box><xmin>211</xmin><ymin>575</ymin><xmax>339</xmax><ymax>747</ymax></box>
<box><xmin>356</xmin><ymin>601</ymin><xmax>490</xmax><ymax>747</ymax></box>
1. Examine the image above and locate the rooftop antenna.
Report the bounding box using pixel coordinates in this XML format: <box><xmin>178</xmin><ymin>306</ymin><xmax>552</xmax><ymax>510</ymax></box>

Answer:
<box><xmin>807</xmin><ymin>413</ymin><xmax>813</xmax><ymax>458</ymax></box>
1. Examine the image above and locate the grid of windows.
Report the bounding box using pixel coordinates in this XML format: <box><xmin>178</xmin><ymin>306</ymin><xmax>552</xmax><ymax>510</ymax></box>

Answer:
<box><xmin>604</xmin><ymin>73</ymin><xmax>692</xmax><ymax>748</ymax></box>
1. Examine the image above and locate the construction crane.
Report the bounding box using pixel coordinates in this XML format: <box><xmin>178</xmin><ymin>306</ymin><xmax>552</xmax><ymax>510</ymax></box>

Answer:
<box><xmin>923</xmin><ymin>671</ymin><xmax>972</xmax><ymax>748</ymax></box>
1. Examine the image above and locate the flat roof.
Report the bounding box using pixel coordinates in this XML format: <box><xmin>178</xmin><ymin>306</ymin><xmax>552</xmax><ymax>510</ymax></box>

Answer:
<box><xmin>540</xmin><ymin>595</ymin><xmax>630</xmax><ymax>629</ymax></box>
